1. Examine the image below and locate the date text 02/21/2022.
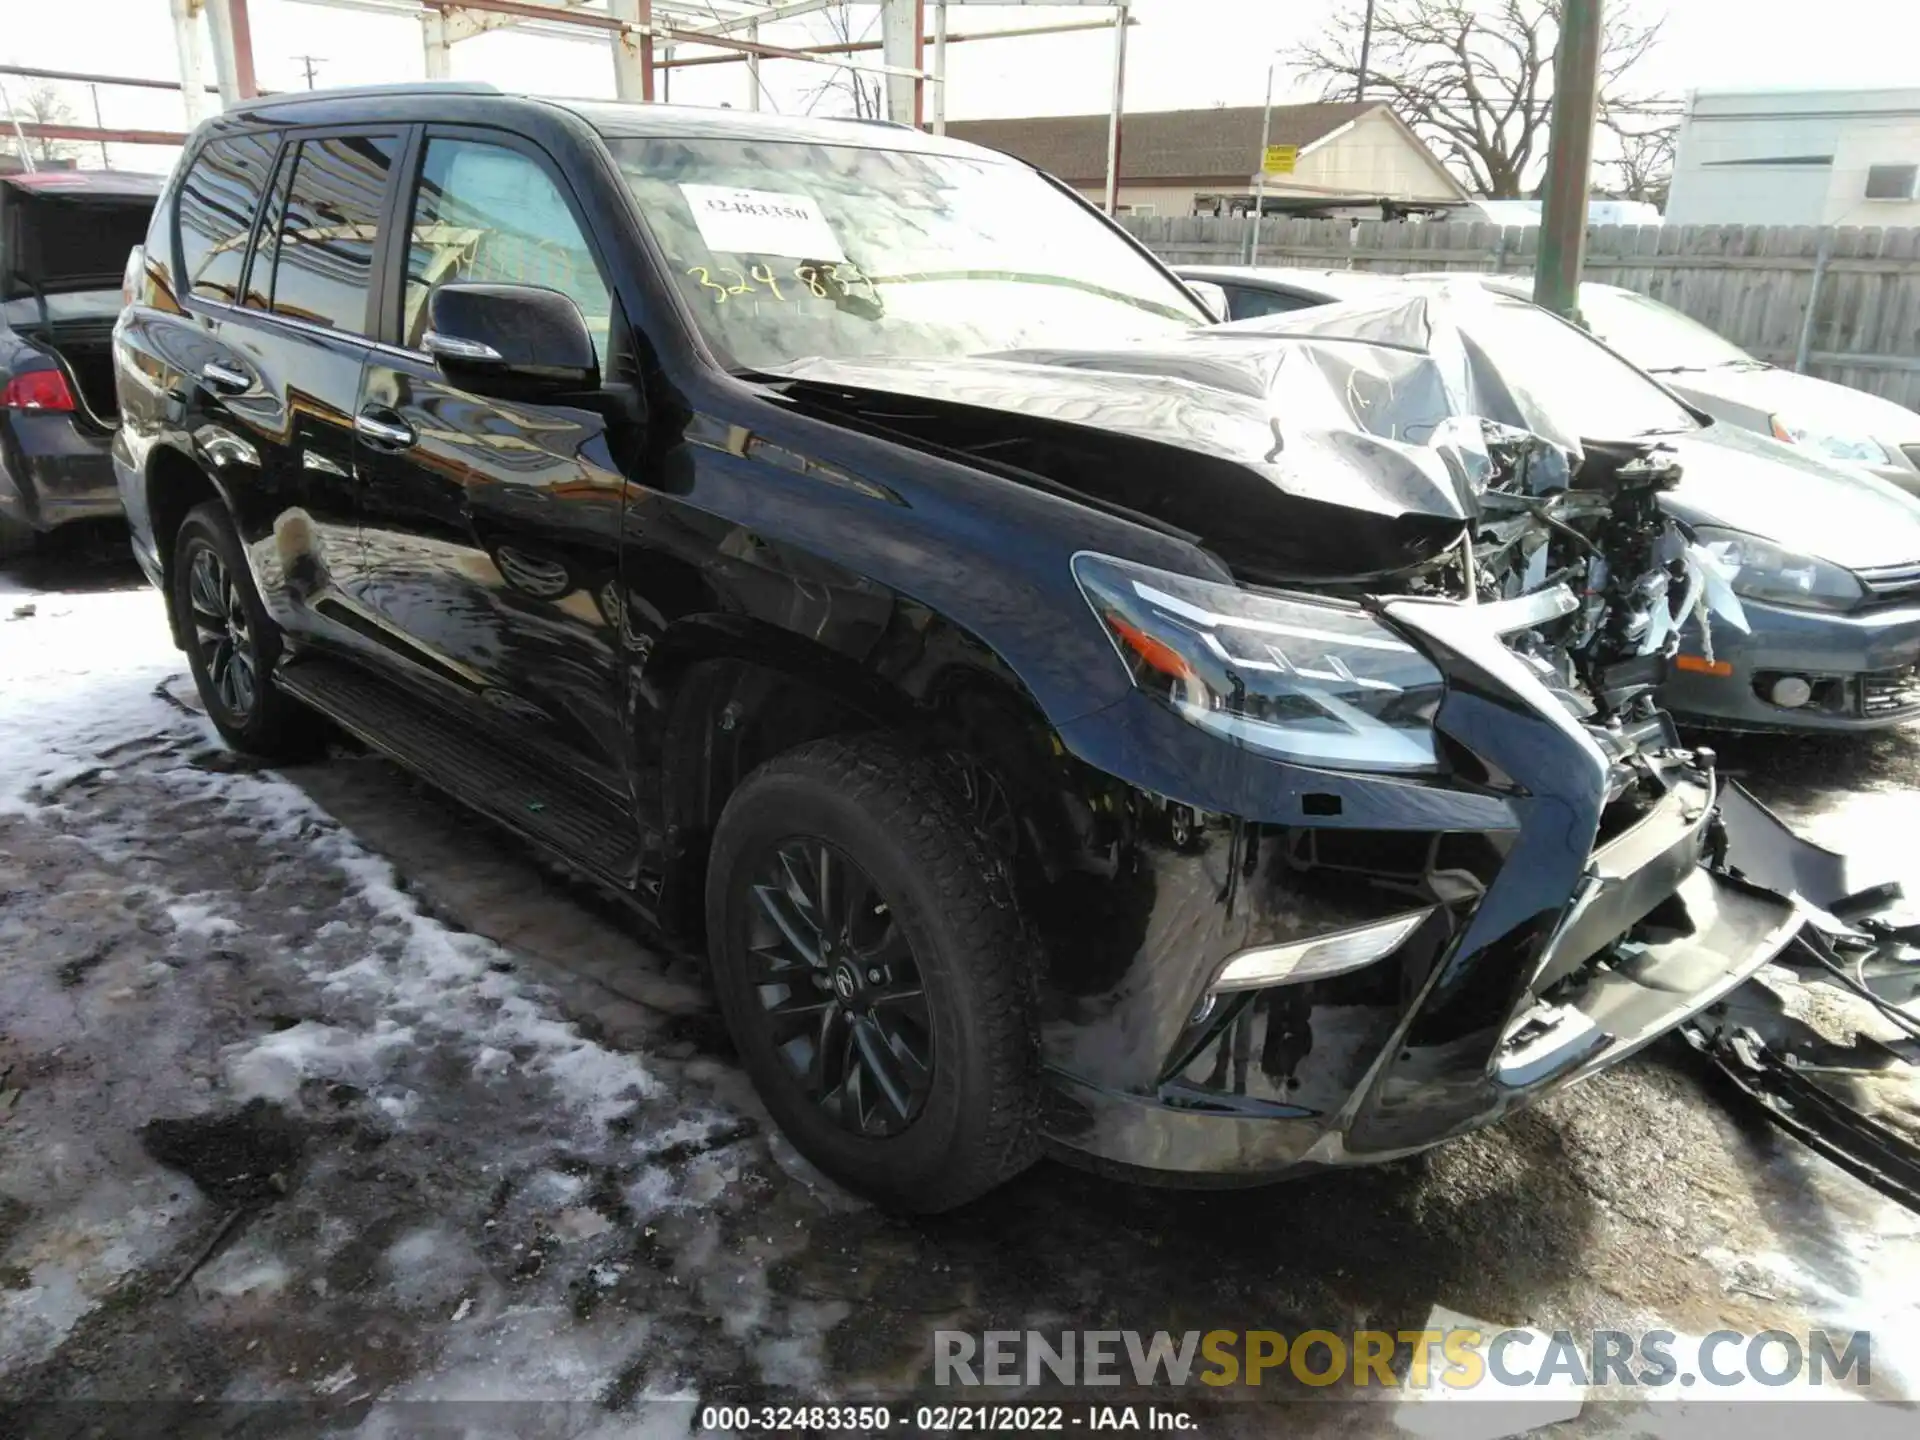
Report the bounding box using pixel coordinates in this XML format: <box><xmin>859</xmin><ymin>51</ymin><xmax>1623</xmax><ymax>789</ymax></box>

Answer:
<box><xmin>696</xmin><ymin>1404</ymin><xmax>1196</xmax><ymax>1431</ymax></box>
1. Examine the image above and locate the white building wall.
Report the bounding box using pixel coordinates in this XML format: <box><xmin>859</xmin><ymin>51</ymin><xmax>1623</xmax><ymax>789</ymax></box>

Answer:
<box><xmin>1284</xmin><ymin>109</ymin><xmax>1460</xmax><ymax>203</ymax></box>
<box><xmin>1667</xmin><ymin>87</ymin><xmax>1920</xmax><ymax>226</ymax></box>
<box><xmin>1827</xmin><ymin>122</ymin><xmax>1920</xmax><ymax>227</ymax></box>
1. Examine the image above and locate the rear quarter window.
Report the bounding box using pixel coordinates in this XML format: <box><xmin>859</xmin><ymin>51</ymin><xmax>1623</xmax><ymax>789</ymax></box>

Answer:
<box><xmin>176</xmin><ymin>132</ymin><xmax>280</xmax><ymax>304</ymax></box>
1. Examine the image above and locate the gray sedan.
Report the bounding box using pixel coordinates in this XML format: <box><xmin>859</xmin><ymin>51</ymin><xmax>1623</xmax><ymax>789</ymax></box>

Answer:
<box><xmin>1178</xmin><ymin>266</ymin><xmax>1920</xmax><ymax>733</ymax></box>
<box><xmin>1183</xmin><ymin>266</ymin><xmax>1920</xmax><ymax>492</ymax></box>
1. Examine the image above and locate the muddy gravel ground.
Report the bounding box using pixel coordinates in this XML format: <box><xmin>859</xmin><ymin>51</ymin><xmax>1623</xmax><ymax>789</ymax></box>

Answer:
<box><xmin>2</xmin><ymin>538</ymin><xmax>1918</xmax><ymax>1439</ymax></box>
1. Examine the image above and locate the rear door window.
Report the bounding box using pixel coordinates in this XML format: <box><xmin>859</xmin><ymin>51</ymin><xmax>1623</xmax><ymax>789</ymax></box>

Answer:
<box><xmin>264</xmin><ymin>134</ymin><xmax>401</xmax><ymax>335</ymax></box>
<box><xmin>176</xmin><ymin>132</ymin><xmax>279</xmax><ymax>303</ymax></box>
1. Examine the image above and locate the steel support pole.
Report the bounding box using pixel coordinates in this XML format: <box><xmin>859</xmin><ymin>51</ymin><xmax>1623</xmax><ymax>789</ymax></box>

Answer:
<box><xmin>205</xmin><ymin>0</ymin><xmax>259</xmax><ymax>107</ymax></box>
<box><xmin>1534</xmin><ymin>0</ymin><xmax>1602</xmax><ymax>321</ymax></box>
<box><xmin>422</xmin><ymin>12</ymin><xmax>453</xmax><ymax>78</ymax></box>
<box><xmin>610</xmin><ymin>0</ymin><xmax>655</xmax><ymax>102</ymax></box>
<box><xmin>169</xmin><ymin>0</ymin><xmax>211</xmax><ymax>126</ymax></box>
<box><xmin>1250</xmin><ymin>59</ymin><xmax>1274</xmax><ymax>264</ymax></box>
<box><xmin>746</xmin><ymin>19</ymin><xmax>760</xmax><ymax>110</ymax></box>
<box><xmin>932</xmin><ymin>0</ymin><xmax>948</xmax><ymax>135</ymax></box>
<box><xmin>1102</xmin><ymin>1</ymin><xmax>1130</xmax><ymax>216</ymax></box>
<box><xmin>880</xmin><ymin>0</ymin><xmax>921</xmax><ymax>127</ymax></box>
<box><xmin>89</xmin><ymin>85</ymin><xmax>110</xmax><ymax>166</ymax></box>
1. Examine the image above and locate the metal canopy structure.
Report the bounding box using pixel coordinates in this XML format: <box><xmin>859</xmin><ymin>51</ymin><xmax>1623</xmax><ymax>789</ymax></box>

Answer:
<box><xmin>162</xmin><ymin>1</ymin><xmax>1134</xmax><ymax>210</ymax></box>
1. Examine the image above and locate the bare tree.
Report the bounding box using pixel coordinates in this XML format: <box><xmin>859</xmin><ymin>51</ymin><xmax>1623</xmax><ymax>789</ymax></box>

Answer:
<box><xmin>798</xmin><ymin>3</ymin><xmax>885</xmax><ymax>122</ymax></box>
<box><xmin>1600</xmin><ymin>117</ymin><xmax>1678</xmax><ymax>206</ymax></box>
<box><xmin>1291</xmin><ymin>0</ymin><xmax>1666</xmax><ymax>198</ymax></box>
<box><xmin>8</xmin><ymin>83</ymin><xmax>81</xmax><ymax>164</ymax></box>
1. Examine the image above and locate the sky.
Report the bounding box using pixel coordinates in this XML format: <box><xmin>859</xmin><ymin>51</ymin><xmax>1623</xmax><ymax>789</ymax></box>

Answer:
<box><xmin>3</xmin><ymin>0</ymin><xmax>1917</xmax><ymax>172</ymax></box>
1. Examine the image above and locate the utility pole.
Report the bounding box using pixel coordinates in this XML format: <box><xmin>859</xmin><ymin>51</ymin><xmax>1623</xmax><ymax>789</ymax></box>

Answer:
<box><xmin>293</xmin><ymin>54</ymin><xmax>325</xmax><ymax>90</ymax></box>
<box><xmin>1250</xmin><ymin>57</ymin><xmax>1275</xmax><ymax>263</ymax></box>
<box><xmin>1534</xmin><ymin>0</ymin><xmax>1602</xmax><ymax>321</ymax></box>
<box><xmin>1102</xmin><ymin>0</ymin><xmax>1130</xmax><ymax>216</ymax></box>
<box><xmin>1357</xmin><ymin>0</ymin><xmax>1375</xmax><ymax>100</ymax></box>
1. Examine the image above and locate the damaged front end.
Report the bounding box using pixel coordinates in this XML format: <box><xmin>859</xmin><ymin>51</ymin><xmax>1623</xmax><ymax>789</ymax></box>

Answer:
<box><xmin>1033</xmin><ymin>427</ymin><xmax>1810</xmax><ymax>1177</ymax></box>
<box><xmin>778</xmin><ymin>300</ymin><xmax>1903</xmax><ymax>1182</ymax></box>
<box><xmin>1679</xmin><ymin>785</ymin><xmax>1920</xmax><ymax>1212</ymax></box>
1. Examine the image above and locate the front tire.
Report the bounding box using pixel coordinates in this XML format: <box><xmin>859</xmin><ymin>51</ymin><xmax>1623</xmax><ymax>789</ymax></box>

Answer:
<box><xmin>705</xmin><ymin>736</ymin><xmax>1039</xmax><ymax>1212</ymax></box>
<box><xmin>172</xmin><ymin>502</ymin><xmax>322</xmax><ymax>760</ymax></box>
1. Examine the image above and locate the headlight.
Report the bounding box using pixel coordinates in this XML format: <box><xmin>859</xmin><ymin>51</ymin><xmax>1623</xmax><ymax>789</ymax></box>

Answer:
<box><xmin>1692</xmin><ymin>526</ymin><xmax>1863</xmax><ymax>612</ymax></box>
<box><xmin>1072</xmin><ymin>552</ymin><xmax>1444</xmax><ymax>773</ymax></box>
<box><xmin>1769</xmin><ymin>415</ymin><xmax>1892</xmax><ymax>467</ymax></box>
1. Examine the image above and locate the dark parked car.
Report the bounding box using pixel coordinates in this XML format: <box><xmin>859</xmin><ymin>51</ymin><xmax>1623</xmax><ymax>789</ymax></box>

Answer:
<box><xmin>1180</xmin><ymin>266</ymin><xmax>1920</xmax><ymax>734</ymax></box>
<box><xmin>0</xmin><ymin>169</ymin><xmax>161</xmax><ymax>550</ymax></box>
<box><xmin>118</xmin><ymin>85</ymin><xmax>1829</xmax><ymax>1211</ymax></box>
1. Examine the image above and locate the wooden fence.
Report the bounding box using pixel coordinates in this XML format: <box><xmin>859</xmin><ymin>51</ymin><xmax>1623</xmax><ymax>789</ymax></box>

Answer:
<box><xmin>1118</xmin><ymin>217</ymin><xmax>1920</xmax><ymax>411</ymax></box>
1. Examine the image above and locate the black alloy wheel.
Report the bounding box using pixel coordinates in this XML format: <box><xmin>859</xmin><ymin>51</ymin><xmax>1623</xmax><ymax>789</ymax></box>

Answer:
<box><xmin>705</xmin><ymin>736</ymin><xmax>1040</xmax><ymax>1212</ymax></box>
<box><xmin>186</xmin><ymin>544</ymin><xmax>259</xmax><ymax>722</ymax></box>
<box><xmin>172</xmin><ymin>502</ymin><xmax>324</xmax><ymax>760</ymax></box>
<box><xmin>746</xmin><ymin>837</ymin><xmax>934</xmax><ymax>1136</ymax></box>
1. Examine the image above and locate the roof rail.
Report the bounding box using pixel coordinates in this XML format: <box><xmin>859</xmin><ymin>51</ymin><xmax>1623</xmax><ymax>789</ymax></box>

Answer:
<box><xmin>250</xmin><ymin>80</ymin><xmax>503</xmax><ymax>107</ymax></box>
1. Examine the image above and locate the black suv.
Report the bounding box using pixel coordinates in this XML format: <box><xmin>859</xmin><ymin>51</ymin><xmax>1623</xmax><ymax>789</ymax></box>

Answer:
<box><xmin>116</xmin><ymin>84</ymin><xmax>1814</xmax><ymax>1212</ymax></box>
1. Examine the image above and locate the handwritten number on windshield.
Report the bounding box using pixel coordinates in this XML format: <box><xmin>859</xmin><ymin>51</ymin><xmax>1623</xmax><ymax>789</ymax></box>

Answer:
<box><xmin>685</xmin><ymin>261</ymin><xmax>870</xmax><ymax>306</ymax></box>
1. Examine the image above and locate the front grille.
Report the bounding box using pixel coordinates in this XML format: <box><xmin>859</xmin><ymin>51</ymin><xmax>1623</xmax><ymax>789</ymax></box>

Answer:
<box><xmin>1860</xmin><ymin>665</ymin><xmax>1920</xmax><ymax>719</ymax></box>
<box><xmin>1855</xmin><ymin>561</ymin><xmax>1920</xmax><ymax>604</ymax></box>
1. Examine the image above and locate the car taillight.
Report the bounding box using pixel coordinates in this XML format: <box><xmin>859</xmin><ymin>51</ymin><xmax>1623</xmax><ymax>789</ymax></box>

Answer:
<box><xmin>2</xmin><ymin>370</ymin><xmax>76</xmax><ymax>411</ymax></box>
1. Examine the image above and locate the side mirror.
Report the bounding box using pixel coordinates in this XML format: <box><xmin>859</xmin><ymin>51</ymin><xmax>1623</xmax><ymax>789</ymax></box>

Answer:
<box><xmin>424</xmin><ymin>282</ymin><xmax>599</xmax><ymax>393</ymax></box>
<box><xmin>1185</xmin><ymin>279</ymin><xmax>1230</xmax><ymax>325</ymax></box>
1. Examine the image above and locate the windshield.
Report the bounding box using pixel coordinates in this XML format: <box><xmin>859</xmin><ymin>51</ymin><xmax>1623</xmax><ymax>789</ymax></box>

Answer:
<box><xmin>1471</xmin><ymin>297</ymin><xmax>1700</xmax><ymax>438</ymax></box>
<box><xmin>1580</xmin><ymin>287</ymin><xmax>1755</xmax><ymax>373</ymax></box>
<box><xmin>609</xmin><ymin>136</ymin><xmax>1206</xmax><ymax>371</ymax></box>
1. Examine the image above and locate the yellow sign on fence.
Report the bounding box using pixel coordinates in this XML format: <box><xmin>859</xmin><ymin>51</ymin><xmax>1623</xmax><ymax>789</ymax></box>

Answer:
<box><xmin>1262</xmin><ymin>144</ymin><xmax>1298</xmax><ymax>175</ymax></box>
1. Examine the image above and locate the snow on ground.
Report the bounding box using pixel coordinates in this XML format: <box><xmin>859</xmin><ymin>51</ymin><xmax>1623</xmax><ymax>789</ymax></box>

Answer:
<box><xmin>4</xmin><ymin>560</ymin><xmax>1920</xmax><ymax>1435</ymax></box>
<box><xmin>0</xmin><ymin>579</ymin><xmax>862</xmax><ymax>1418</ymax></box>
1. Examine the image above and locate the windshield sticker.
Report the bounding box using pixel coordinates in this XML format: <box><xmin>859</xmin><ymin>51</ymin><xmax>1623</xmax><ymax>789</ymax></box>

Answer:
<box><xmin>680</xmin><ymin>185</ymin><xmax>847</xmax><ymax>262</ymax></box>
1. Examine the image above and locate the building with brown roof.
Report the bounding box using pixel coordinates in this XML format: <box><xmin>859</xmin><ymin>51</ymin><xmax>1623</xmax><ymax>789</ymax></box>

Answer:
<box><xmin>948</xmin><ymin>101</ymin><xmax>1467</xmax><ymax>218</ymax></box>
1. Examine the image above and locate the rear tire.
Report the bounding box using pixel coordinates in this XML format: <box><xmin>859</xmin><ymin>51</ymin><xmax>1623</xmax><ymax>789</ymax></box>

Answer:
<box><xmin>705</xmin><ymin>736</ymin><xmax>1040</xmax><ymax>1213</ymax></box>
<box><xmin>172</xmin><ymin>502</ymin><xmax>324</xmax><ymax>760</ymax></box>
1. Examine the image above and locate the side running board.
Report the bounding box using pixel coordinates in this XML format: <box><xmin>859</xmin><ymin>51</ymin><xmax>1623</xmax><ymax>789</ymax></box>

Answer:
<box><xmin>276</xmin><ymin>653</ymin><xmax>641</xmax><ymax>888</ymax></box>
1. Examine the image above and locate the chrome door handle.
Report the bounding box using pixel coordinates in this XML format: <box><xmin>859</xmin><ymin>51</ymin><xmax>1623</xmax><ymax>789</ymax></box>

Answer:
<box><xmin>355</xmin><ymin>410</ymin><xmax>416</xmax><ymax>449</ymax></box>
<box><xmin>199</xmin><ymin>360</ymin><xmax>250</xmax><ymax>393</ymax></box>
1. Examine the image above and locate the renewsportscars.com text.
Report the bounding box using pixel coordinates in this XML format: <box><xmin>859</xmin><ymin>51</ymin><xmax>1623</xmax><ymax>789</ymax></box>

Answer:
<box><xmin>934</xmin><ymin>1328</ymin><xmax>1871</xmax><ymax>1391</ymax></box>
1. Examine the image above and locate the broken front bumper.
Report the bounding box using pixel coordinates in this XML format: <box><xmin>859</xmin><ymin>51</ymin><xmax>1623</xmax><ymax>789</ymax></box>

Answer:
<box><xmin>1035</xmin><ymin>588</ymin><xmax>1821</xmax><ymax>1182</ymax></box>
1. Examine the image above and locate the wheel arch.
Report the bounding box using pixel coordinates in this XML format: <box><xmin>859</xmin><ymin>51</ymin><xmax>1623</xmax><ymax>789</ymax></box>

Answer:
<box><xmin>143</xmin><ymin>443</ymin><xmax>227</xmax><ymax>644</ymax></box>
<box><xmin>648</xmin><ymin>610</ymin><xmax>1071</xmax><ymax>937</ymax></box>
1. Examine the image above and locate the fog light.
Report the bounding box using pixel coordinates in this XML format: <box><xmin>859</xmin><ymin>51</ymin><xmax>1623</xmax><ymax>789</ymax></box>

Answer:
<box><xmin>1769</xmin><ymin>675</ymin><xmax>1814</xmax><ymax>709</ymax></box>
<box><xmin>1211</xmin><ymin>908</ymin><xmax>1433</xmax><ymax>992</ymax></box>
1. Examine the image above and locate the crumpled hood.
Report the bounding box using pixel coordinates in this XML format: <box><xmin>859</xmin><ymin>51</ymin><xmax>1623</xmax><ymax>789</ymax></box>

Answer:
<box><xmin>1660</xmin><ymin>421</ymin><xmax>1920</xmax><ymax>569</ymax></box>
<box><xmin>1660</xmin><ymin>362</ymin><xmax>1920</xmax><ymax>447</ymax></box>
<box><xmin>774</xmin><ymin>335</ymin><xmax>1478</xmax><ymax>527</ymax></box>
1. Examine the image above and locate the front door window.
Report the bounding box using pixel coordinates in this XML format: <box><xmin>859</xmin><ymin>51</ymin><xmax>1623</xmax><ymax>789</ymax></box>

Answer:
<box><xmin>400</xmin><ymin>138</ymin><xmax>612</xmax><ymax>361</ymax></box>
